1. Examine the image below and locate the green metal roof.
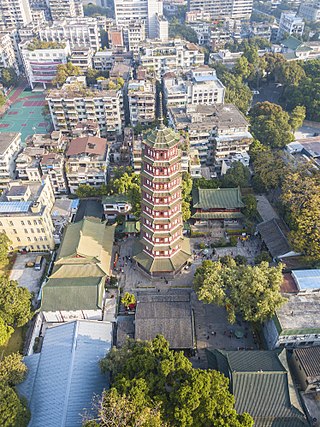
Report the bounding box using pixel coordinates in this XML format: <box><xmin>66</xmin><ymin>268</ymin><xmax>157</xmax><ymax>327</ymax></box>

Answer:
<box><xmin>134</xmin><ymin>238</ymin><xmax>191</xmax><ymax>273</ymax></box>
<box><xmin>41</xmin><ymin>277</ymin><xmax>104</xmax><ymax>311</ymax></box>
<box><xmin>192</xmin><ymin>187</ymin><xmax>244</xmax><ymax>209</ymax></box>
<box><xmin>281</xmin><ymin>36</ymin><xmax>302</xmax><ymax>50</ymax></box>
<box><xmin>206</xmin><ymin>349</ymin><xmax>308</xmax><ymax>427</ymax></box>
<box><xmin>144</xmin><ymin>123</ymin><xmax>180</xmax><ymax>149</ymax></box>
<box><xmin>192</xmin><ymin>211</ymin><xmax>244</xmax><ymax>219</ymax></box>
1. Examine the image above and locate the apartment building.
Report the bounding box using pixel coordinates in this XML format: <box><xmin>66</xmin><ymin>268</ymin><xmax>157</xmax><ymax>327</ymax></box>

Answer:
<box><xmin>46</xmin><ymin>77</ymin><xmax>124</xmax><ymax>138</ymax></box>
<box><xmin>16</xmin><ymin>146</ymin><xmax>43</xmax><ymax>181</ymax></box>
<box><xmin>114</xmin><ymin>0</ymin><xmax>164</xmax><ymax>39</ymax></box>
<box><xmin>0</xmin><ymin>33</ymin><xmax>19</xmax><ymax>74</ymax></box>
<box><xmin>168</xmin><ymin>104</ymin><xmax>252</xmax><ymax>167</ymax></box>
<box><xmin>278</xmin><ymin>12</ymin><xmax>305</xmax><ymax>40</ymax></box>
<box><xmin>47</xmin><ymin>0</ymin><xmax>82</xmax><ymax>20</ymax></box>
<box><xmin>124</xmin><ymin>21</ymin><xmax>146</xmax><ymax>55</ymax></box>
<box><xmin>39</xmin><ymin>18</ymin><xmax>101</xmax><ymax>51</ymax></box>
<box><xmin>299</xmin><ymin>2</ymin><xmax>320</xmax><ymax>23</ymax></box>
<box><xmin>40</xmin><ymin>153</ymin><xmax>67</xmax><ymax>194</ymax></box>
<box><xmin>128</xmin><ymin>80</ymin><xmax>156</xmax><ymax>127</ymax></box>
<box><xmin>164</xmin><ymin>66</ymin><xmax>225</xmax><ymax>109</ymax></box>
<box><xmin>20</xmin><ymin>39</ymin><xmax>71</xmax><ymax>89</ymax></box>
<box><xmin>0</xmin><ymin>0</ymin><xmax>32</xmax><ymax>28</ymax></box>
<box><xmin>0</xmin><ymin>132</ymin><xmax>21</xmax><ymax>188</ymax></box>
<box><xmin>70</xmin><ymin>47</ymin><xmax>94</xmax><ymax>72</ymax></box>
<box><xmin>155</xmin><ymin>14</ymin><xmax>168</xmax><ymax>41</ymax></box>
<box><xmin>66</xmin><ymin>136</ymin><xmax>109</xmax><ymax>193</ymax></box>
<box><xmin>92</xmin><ymin>50</ymin><xmax>114</xmax><ymax>72</ymax></box>
<box><xmin>0</xmin><ymin>176</ymin><xmax>55</xmax><ymax>251</ymax></box>
<box><xmin>188</xmin><ymin>0</ymin><xmax>252</xmax><ymax>20</ymax></box>
<box><xmin>139</xmin><ymin>39</ymin><xmax>205</xmax><ymax>77</ymax></box>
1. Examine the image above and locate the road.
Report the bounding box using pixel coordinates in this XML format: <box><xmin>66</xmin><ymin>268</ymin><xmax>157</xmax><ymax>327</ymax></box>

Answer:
<box><xmin>251</xmin><ymin>82</ymin><xmax>283</xmax><ymax>106</ymax></box>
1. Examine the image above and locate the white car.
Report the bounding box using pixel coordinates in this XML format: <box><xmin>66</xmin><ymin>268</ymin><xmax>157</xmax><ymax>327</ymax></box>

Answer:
<box><xmin>252</xmin><ymin>90</ymin><xmax>260</xmax><ymax>95</ymax></box>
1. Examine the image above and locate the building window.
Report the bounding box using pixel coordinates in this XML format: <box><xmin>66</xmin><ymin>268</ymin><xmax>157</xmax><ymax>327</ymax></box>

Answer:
<box><xmin>13</xmin><ymin>229</ymin><xmax>17</xmax><ymax>234</ymax></box>
<box><xmin>27</xmin><ymin>237</ymin><xmax>31</xmax><ymax>242</ymax></box>
<box><xmin>9</xmin><ymin>221</ymin><xmax>13</xmax><ymax>226</ymax></box>
<box><xmin>17</xmin><ymin>237</ymin><xmax>21</xmax><ymax>242</ymax></box>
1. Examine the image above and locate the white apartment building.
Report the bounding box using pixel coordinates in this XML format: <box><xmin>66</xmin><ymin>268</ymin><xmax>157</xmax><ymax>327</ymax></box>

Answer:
<box><xmin>169</xmin><ymin>104</ymin><xmax>252</xmax><ymax>167</ymax></box>
<box><xmin>299</xmin><ymin>2</ymin><xmax>320</xmax><ymax>23</ymax></box>
<box><xmin>278</xmin><ymin>12</ymin><xmax>305</xmax><ymax>40</ymax></box>
<box><xmin>0</xmin><ymin>0</ymin><xmax>32</xmax><ymax>28</ymax></box>
<box><xmin>39</xmin><ymin>18</ymin><xmax>101</xmax><ymax>50</ymax></box>
<box><xmin>139</xmin><ymin>39</ymin><xmax>205</xmax><ymax>77</ymax></box>
<box><xmin>70</xmin><ymin>47</ymin><xmax>94</xmax><ymax>72</ymax></box>
<box><xmin>40</xmin><ymin>153</ymin><xmax>67</xmax><ymax>194</ymax></box>
<box><xmin>66</xmin><ymin>136</ymin><xmax>109</xmax><ymax>193</ymax></box>
<box><xmin>0</xmin><ymin>176</ymin><xmax>55</xmax><ymax>251</ymax></box>
<box><xmin>114</xmin><ymin>0</ymin><xmax>163</xmax><ymax>39</ymax></box>
<box><xmin>188</xmin><ymin>0</ymin><xmax>252</xmax><ymax>20</ymax></box>
<box><xmin>20</xmin><ymin>39</ymin><xmax>71</xmax><ymax>89</ymax></box>
<box><xmin>128</xmin><ymin>79</ymin><xmax>156</xmax><ymax>126</ymax></box>
<box><xmin>46</xmin><ymin>77</ymin><xmax>123</xmax><ymax>138</ymax></box>
<box><xmin>124</xmin><ymin>21</ymin><xmax>146</xmax><ymax>55</ymax></box>
<box><xmin>92</xmin><ymin>50</ymin><xmax>114</xmax><ymax>72</ymax></box>
<box><xmin>16</xmin><ymin>147</ymin><xmax>44</xmax><ymax>182</ymax></box>
<box><xmin>0</xmin><ymin>132</ymin><xmax>21</xmax><ymax>188</ymax></box>
<box><xmin>164</xmin><ymin>66</ymin><xmax>225</xmax><ymax>109</ymax></box>
<box><xmin>47</xmin><ymin>0</ymin><xmax>81</xmax><ymax>20</ymax></box>
<box><xmin>0</xmin><ymin>33</ymin><xmax>19</xmax><ymax>74</ymax></box>
<box><xmin>155</xmin><ymin>14</ymin><xmax>168</xmax><ymax>41</ymax></box>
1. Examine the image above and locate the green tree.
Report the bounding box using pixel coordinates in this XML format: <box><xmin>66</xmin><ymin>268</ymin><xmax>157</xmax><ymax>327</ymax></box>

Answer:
<box><xmin>121</xmin><ymin>292</ymin><xmax>136</xmax><ymax>307</ymax></box>
<box><xmin>281</xmin><ymin>170</ymin><xmax>320</xmax><ymax>259</ymax></box>
<box><xmin>248</xmin><ymin>139</ymin><xmax>267</xmax><ymax>162</ymax></box>
<box><xmin>0</xmin><ymin>353</ymin><xmax>28</xmax><ymax>386</ymax></box>
<box><xmin>52</xmin><ymin>62</ymin><xmax>82</xmax><ymax>86</ymax></box>
<box><xmin>249</xmin><ymin>102</ymin><xmax>294</xmax><ymax>148</ymax></box>
<box><xmin>0</xmin><ymin>384</ymin><xmax>30</xmax><ymax>427</ymax></box>
<box><xmin>252</xmin><ymin>150</ymin><xmax>286</xmax><ymax>192</ymax></box>
<box><xmin>221</xmin><ymin>161</ymin><xmax>250</xmax><ymax>188</ymax></box>
<box><xmin>193</xmin><ymin>177</ymin><xmax>220</xmax><ymax>189</ymax></box>
<box><xmin>289</xmin><ymin>105</ymin><xmax>306</xmax><ymax>131</ymax></box>
<box><xmin>219</xmin><ymin>72</ymin><xmax>252</xmax><ymax>113</ymax></box>
<box><xmin>97</xmin><ymin>336</ymin><xmax>254</xmax><ymax>427</ymax></box>
<box><xmin>234</xmin><ymin>56</ymin><xmax>250</xmax><ymax>79</ymax></box>
<box><xmin>263</xmin><ymin>53</ymin><xmax>285</xmax><ymax>81</ymax></box>
<box><xmin>254</xmin><ymin>251</ymin><xmax>272</xmax><ymax>265</ymax></box>
<box><xmin>83</xmin><ymin>388</ymin><xmax>165</xmax><ymax>427</ymax></box>
<box><xmin>0</xmin><ymin>317</ymin><xmax>13</xmax><ymax>346</ymax></box>
<box><xmin>0</xmin><ymin>232</ymin><xmax>10</xmax><ymax>264</ymax></box>
<box><xmin>181</xmin><ymin>172</ymin><xmax>192</xmax><ymax>222</ymax></box>
<box><xmin>169</xmin><ymin>21</ymin><xmax>198</xmax><ymax>44</ymax></box>
<box><xmin>194</xmin><ymin>260</ymin><xmax>286</xmax><ymax>324</ymax></box>
<box><xmin>276</xmin><ymin>61</ymin><xmax>306</xmax><ymax>87</ymax></box>
<box><xmin>1</xmin><ymin>68</ymin><xmax>18</xmax><ymax>88</ymax></box>
<box><xmin>0</xmin><ymin>277</ymin><xmax>32</xmax><ymax>330</ymax></box>
<box><xmin>284</xmin><ymin>77</ymin><xmax>320</xmax><ymax>121</ymax></box>
<box><xmin>0</xmin><ymin>92</ymin><xmax>6</xmax><ymax>107</ymax></box>
<box><xmin>242</xmin><ymin>194</ymin><xmax>258</xmax><ymax>220</ymax></box>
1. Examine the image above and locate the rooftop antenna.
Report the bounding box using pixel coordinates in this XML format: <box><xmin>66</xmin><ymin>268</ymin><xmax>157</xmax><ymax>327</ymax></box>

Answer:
<box><xmin>159</xmin><ymin>92</ymin><xmax>165</xmax><ymax>129</ymax></box>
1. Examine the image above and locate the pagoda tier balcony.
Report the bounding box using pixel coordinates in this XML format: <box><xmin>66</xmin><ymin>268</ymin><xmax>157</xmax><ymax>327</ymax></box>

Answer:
<box><xmin>142</xmin><ymin>196</ymin><xmax>181</xmax><ymax>210</ymax></box>
<box><xmin>140</xmin><ymin>235</ymin><xmax>183</xmax><ymax>251</ymax></box>
<box><xmin>141</xmin><ymin>223</ymin><xmax>183</xmax><ymax>238</ymax></box>
<box><xmin>143</xmin><ymin>163</ymin><xmax>180</xmax><ymax>177</ymax></box>
<box><xmin>142</xmin><ymin>179</ymin><xmax>181</xmax><ymax>194</ymax></box>
<box><xmin>141</xmin><ymin>210</ymin><xmax>181</xmax><ymax>224</ymax></box>
<box><xmin>142</xmin><ymin>146</ymin><xmax>179</xmax><ymax>161</ymax></box>
<box><xmin>142</xmin><ymin>154</ymin><xmax>180</xmax><ymax>167</ymax></box>
<box><xmin>141</xmin><ymin>170</ymin><xmax>180</xmax><ymax>184</ymax></box>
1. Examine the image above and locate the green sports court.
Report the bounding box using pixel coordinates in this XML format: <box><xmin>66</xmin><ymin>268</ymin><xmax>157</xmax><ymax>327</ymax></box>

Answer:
<box><xmin>0</xmin><ymin>89</ymin><xmax>52</xmax><ymax>142</ymax></box>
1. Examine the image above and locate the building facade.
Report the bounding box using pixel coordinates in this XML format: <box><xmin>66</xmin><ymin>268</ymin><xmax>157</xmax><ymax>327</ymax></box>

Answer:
<box><xmin>188</xmin><ymin>0</ymin><xmax>253</xmax><ymax>20</ymax></box>
<box><xmin>20</xmin><ymin>40</ymin><xmax>71</xmax><ymax>89</ymax></box>
<box><xmin>128</xmin><ymin>79</ymin><xmax>156</xmax><ymax>127</ymax></box>
<box><xmin>278</xmin><ymin>12</ymin><xmax>305</xmax><ymax>40</ymax></box>
<box><xmin>0</xmin><ymin>132</ymin><xmax>21</xmax><ymax>188</ymax></box>
<box><xmin>299</xmin><ymin>2</ymin><xmax>320</xmax><ymax>23</ymax></box>
<box><xmin>39</xmin><ymin>18</ymin><xmax>101</xmax><ymax>50</ymax></box>
<box><xmin>0</xmin><ymin>176</ymin><xmax>55</xmax><ymax>251</ymax></box>
<box><xmin>46</xmin><ymin>78</ymin><xmax>123</xmax><ymax>138</ymax></box>
<box><xmin>0</xmin><ymin>0</ymin><xmax>32</xmax><ymax>28</ymax></box>
<box><xmin>0</xmin><ymin>33</ymin><xmax>19</xmax><ymax>74</ymax></box>
<box><xmin>134</xmin><ymin>115</ymin><xmax>191</xmax><ymax>276</ymax></box>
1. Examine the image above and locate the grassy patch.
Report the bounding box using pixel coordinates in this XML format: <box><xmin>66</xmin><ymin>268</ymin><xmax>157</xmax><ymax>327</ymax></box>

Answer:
<box><xmin>0</xmin><ymin>253</ymin><xmax>17</xmax><ymax>277</ymax></box>
<box><xmin>0</xmin><ymin>327</ymin><xmax>25</xmax><ymax>357</ymax></box>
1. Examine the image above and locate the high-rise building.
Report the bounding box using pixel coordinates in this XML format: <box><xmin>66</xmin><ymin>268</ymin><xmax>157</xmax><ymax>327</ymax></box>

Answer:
<box><xmin>277</xmin><ymin>12</ymin><xmax>305</xmax><ymax>40</ymax></box>
<box><xmin>134</xmin><ymin>110</ymin><xmax>191</xmax><ymax>277</ymax></box>
<box><xmin>188</xmin><ymin>0</ymin><xmax>252</xmax><ymax>20</ymax></box>
<box><xmin>114</xmin><ymin>0</ymin><xmax>164</xmax><ymax>39</ymax></box>
<box><xmin>0</xmin><ymin>0</ymin><xmax>32</xmax><ymax>28</ymax></box>
<box><xmin>47</xmin><ymin>0</ymin><xmax>82</xmax><ymax>20</ymax></box>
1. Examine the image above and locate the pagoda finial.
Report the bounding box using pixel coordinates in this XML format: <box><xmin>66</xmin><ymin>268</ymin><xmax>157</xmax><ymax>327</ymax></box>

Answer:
<box><xmin>158</xmin><ymin>92</ymin><xmax>165</xmax><ymax>129</ymax></box>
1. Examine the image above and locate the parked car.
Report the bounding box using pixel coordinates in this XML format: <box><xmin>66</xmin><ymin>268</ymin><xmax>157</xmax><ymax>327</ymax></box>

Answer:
<box><xmin>34</xmin><ymin>256</ymin><xmax>44</xmax><ymax>271</ymax></box>
<box><xmin>252</xmin><ymin>90</ymin><xmax>260</xmax><ymax>95</ymax></box>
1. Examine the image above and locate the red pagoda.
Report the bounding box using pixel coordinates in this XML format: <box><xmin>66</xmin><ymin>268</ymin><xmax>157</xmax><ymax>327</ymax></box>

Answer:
<box><xmin>134</xmin><ymin>112</ymin><xmax>191</xmax><ymax>277</ymax></box>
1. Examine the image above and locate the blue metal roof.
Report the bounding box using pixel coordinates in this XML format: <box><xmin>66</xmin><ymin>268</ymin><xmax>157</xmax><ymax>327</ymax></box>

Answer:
<box><xmin>292</xmin><ymin>270</ymin><xmax>320</xmax><ymax>291</ymax></box>
<box><xmin>71</xmin><ymin>199</ymin><xmax>80</xmax><ymax>209</ymax></box>
<box><xmin>17</xmin><ymin>320</ymin><xmax>112</xmax><ymax>427</ymax></box>
<box><xmin>0</xmin><ymin>201</ymin><xmax>32</xmax><ymax>213</ymax></box>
